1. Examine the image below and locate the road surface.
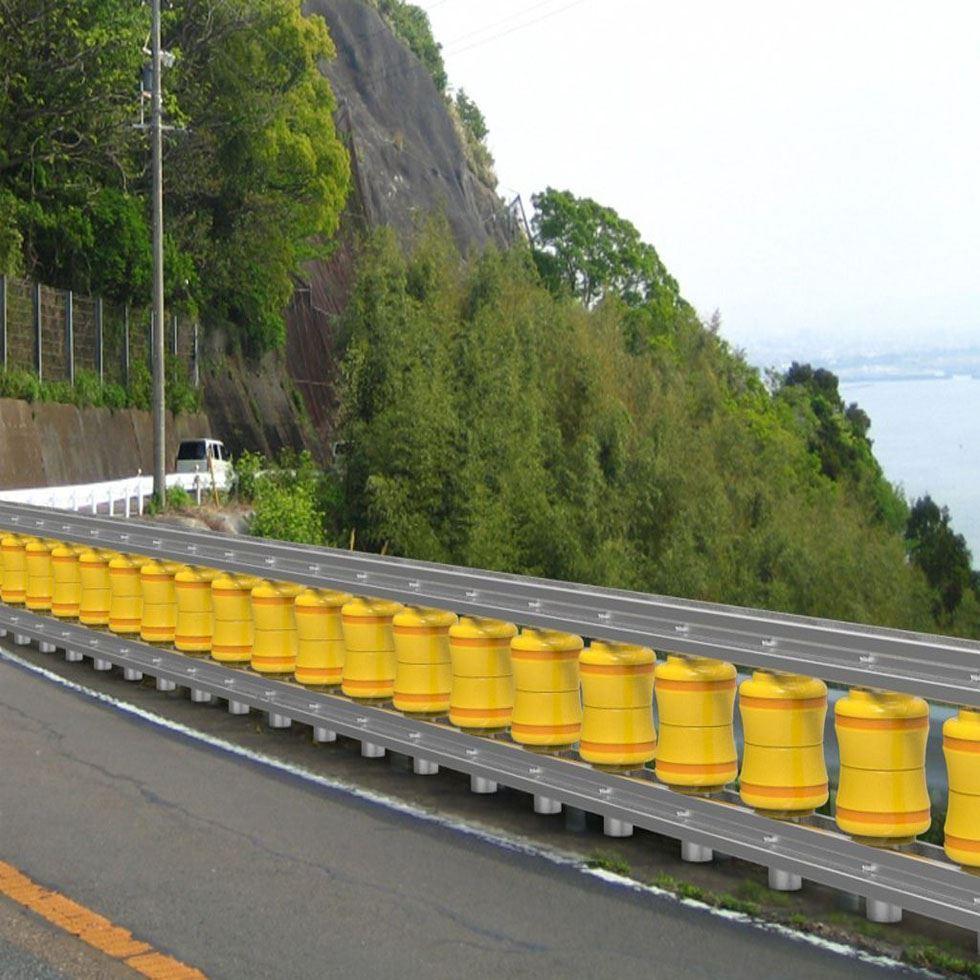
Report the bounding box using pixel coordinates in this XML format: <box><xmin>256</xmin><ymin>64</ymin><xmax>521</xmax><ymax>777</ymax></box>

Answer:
<box><xmin>0</xmin><ymin>649</ymin><xmax>908</xmax><ymax>978</ymax></box>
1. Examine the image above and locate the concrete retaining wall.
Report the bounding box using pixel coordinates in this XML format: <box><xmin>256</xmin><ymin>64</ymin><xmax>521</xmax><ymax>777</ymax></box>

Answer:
<box><xmin>0</xmin><ymin>399</ymin><xmax>211</xmax><ymax>489</ymax></box>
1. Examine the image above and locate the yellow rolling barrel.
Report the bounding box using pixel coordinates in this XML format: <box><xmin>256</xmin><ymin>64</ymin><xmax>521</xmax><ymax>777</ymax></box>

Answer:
<box><xmin>294</xmin><ymin>588</ymin><xmax>351</xmax><ymax>686</ymax></box>
<box><xmin>51</xmin><ymin>544</ymin><xmax>81</xmax><ymax>619</ymax></box>
<box><xmin>944</xmin><ymin>708</ymin><xmax>980</xmax><ymax>866</ymax></box>
<box><xmin>579</xmin><ymin>641</ymin><xmax>656</xmax><ymax>769</ymax></box>
<box><xmin>393</xmin><ymin>606</ymin><xmax>457</xmax><ymax>714</ymax></box>
<box><xmin>654</xmin><ymin>655</ymin><xmax>737</xmax><ymax>792</ymax></box>
<box><xmin>175</xmin><ymin>567</ymin><xmax>219</xmax><ymax>654</ymax></box>
<box><xmin>140</xmin><ymin>560</ymin><xmax>183</xmax><ymax>644</ymax></box>
<box><xmin>78</xmin><ymin>549</ymin><xmax>112</xmax><ymax>626</ymax></box>
<box><xmin>341</xmin><ymin>597</ymin><xmax>403</xmax><ymax>699</ymax></box>
<box><xmin>251</xmin><ymin>581</ymin><xmax>303</xmax><ymax>674</ymax></box>
<box><xmin>24</xmin><ymin>538</ymin><xmax>54</xmax><ymax>612</ymax></box>
<box><xmin>211</xmin><ymin>574</ymin><xmax>259</xmax><ymax>663</ymax></box>
<box><xmin>108</xmin><ymin>554</ymin><xmax>147</xmax><ymax>634</ymax></box>
<box><xmin>510</xmin><ymin>628</ymin><xmax>583</xmax><ymax>750</ymax></box>
<box><xmin>1</xmin><ymin>534</ymin><xmax>27</xmax><ymax>605</ymax></box>
<box><xmin>738</xmin><ymin>671</ymin><xmax>829</xmax><ymax>817</ymax></box>
<box><xmin>835</xmin><ymin>688</ymin><xmax>930</xmax><ymax>844</ymax></box>
<box><xmin>448</xmin><ymin>616</ymin><xmax>517</xmax><ymax>731</ymax></box>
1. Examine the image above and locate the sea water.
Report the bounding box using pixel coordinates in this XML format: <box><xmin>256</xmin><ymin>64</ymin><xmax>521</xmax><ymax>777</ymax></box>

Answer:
<box><xmin>840</xmin><ymin>375</ymin><xmax>980</xmax><ymax>557</ymax></box>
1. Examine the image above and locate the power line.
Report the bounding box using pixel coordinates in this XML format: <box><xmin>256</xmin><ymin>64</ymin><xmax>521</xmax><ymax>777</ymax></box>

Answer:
<box><xmin>439</xmin><ymin>0</ymin><xmax>562</xmax><ymax>48</ymax></box>
<box><xmin>446</xmin><ymin>0</ymin><xmax>593</xmax><ymax>56</ymax></box>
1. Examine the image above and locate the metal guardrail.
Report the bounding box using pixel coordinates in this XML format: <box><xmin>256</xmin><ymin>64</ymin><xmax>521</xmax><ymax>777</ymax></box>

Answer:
<box><xmin>0</xmin><ymin>502</ymin><xmax>978</xmax><ymax>706</ymax></box>
<box><xmin>1</xmin><ymin>603</ymin><xmax>978</xmax><ymax>934</ymax></box>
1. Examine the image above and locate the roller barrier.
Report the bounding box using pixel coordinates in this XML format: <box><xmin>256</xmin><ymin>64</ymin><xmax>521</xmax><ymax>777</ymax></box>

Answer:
<box><xmin>0</xmin><ymin>502</ymin><xmax>979</xmax><ymax>945</ymax></box>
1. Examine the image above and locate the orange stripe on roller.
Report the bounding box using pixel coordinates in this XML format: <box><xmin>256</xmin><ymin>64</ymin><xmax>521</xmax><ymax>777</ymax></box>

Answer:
<box><xmin>295</xmin><ymin>607</ymin><xmax>342</xmax><ymax>616</ymax></box>
<box><xmin>835</xmin><ymin>806</ymin><xmax>931</xmax><ymax>825</ymax></box>
<box><xmin>393</xmin><ymin>691</ymin><xmax>451</xmax><ymax>703</ymax></box>
<box><xmin>450</xmin><ymin>706</ymin><xmax>512</xmax><ymax>719</ymax></box>
<box><xmin>1</xmin><ymin>546</ymin><xmax>23</xmax><ymax>552</ymax></box>
<box><xmin>342</xmin><ymin>615</ymin><xmax>394</xmax><ymax>624</ymax></box>
<box><xmin>579</xmin><ymin>663</ymin><xmax>654</xmax><ymax>677</ymax></box>
<box><xmin>297</xmin><ymin>669</ymin><xmax>342</xmax><ymax>680</ymax></box>
<box><xmin>739</xmin><ymin>782</ymin><xmax>829</xmax><ymax>799</ymax></box>
<box><xmin>393</xmin><ymin>625</ymin><xmax>447</xmax><ymax>635</ymax></box>
<box><xmin>109</xmin><ymin>618</ymin><xmax>141</xmax><ymax>627</ymax></box>
<box><xmin>140</xmin><ymin>574</ymin><xmax>174</xmax><ymax>582</ymax></box>
<box><xmin>51</xmin><ymin>557</ymin><xmax>77</xmax><ymax>564</ymax></box>
<box><xmin>51</xmin><ymin>603</ymin><xmax>79</xmax><ymax>613</ymax></box>
<box><xmin>510</xmin><ymin>722</ymin><xmax>581</xmax><ymax>735</ymax></box>
<box><xmin>836</xmin><ymin>716</ymin><xmax>928</xmax><ymax>731</ymax></box>
<box><xmin>510</xmin><ymin>649</ymin><xmax>580</xmax><ymax>661</ymax></box>
<box><xmin>944</xmin><ymin>736</ymin><xmax>980</xmax><ymax>753</ymax></box>
<box><xmin>109</xmin><ymin>569</ymin><xmax>139</xmax><ymax>576</ymax></box>
<box><xmin>740</xmin><ymin>696</ymin><xmax>827</xmax><ymax>710</ymax></box>
<box><xmin>342</xmin><ymin>677</ymin><xmax>394</xmax><ymax>688</ymax></box>
<box><xmin>212</xmin><ymin>588</ymin><xmax>249</xmax><ymax>597</ymax></box>
<box><xmin>449</xmin><ymin>637</ymin><xmax>511</xmax><ymax>648</ymax></box>
<box><xmin>212</xmin><ymin>644</ymin><xmax>251</xmax><ymax>654</ymax></box>
<box><xmin>175</xmin><ymin>635</ymin><xmax>211</xmax><ymax>644</ymax></box>
<box><xmin>175</xmin><ymin>582</ymin><xmax>209</xmax><ymax>590</ymax></box>
<box><xmin>579</xmin><ymin>740</ymin><xmax>657</xmax><ymax>753</ymax></box>
<box><xmin>656</xmin><ymin>759</ymin><xmax>736</xmax><ymax>775</ymax></box>
<box><xmin>655</xmin><ymin>678</ymin><xmax>736</xmax><ymax>693</ymax></box>
<box><xmin>141</xmin><ymin>626</ymin><xmax>174</xmax><ymax>636</ymax></box>
<box><xmin>252</xmin><ymin>597</ymin><xmax>292</xmax><ymax>606</ymax></box>
<box><xmin>944</xmin><ymin>834</ymin><xmax>980</xmax><ymax>852</ymax></box>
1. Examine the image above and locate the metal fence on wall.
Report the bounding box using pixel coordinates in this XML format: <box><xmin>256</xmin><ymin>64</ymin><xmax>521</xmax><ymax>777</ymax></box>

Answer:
<box><xmin>0</xmin><ymin>275</ymin><xmax>199</xmax><ymax>388</ymax></box>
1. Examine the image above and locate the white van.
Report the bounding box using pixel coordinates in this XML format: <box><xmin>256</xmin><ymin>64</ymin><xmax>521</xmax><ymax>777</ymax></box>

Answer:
<box><xmin>175</xmin><ymin>438</ymin><xmax>234</xmax><ymax>491</ymax></box>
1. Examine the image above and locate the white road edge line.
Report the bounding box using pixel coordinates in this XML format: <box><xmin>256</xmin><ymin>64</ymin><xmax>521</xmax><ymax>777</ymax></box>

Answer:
<box><xmin>0</xmin><ymin>646</ymin><xmax>931</xmax><ymax>976</ymax></box>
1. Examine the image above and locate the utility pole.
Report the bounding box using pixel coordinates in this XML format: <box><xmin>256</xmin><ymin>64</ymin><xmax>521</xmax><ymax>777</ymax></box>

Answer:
<box><xmin>150</xmin><ymin>0</ymin><xmax>166</xmax><ymax>503</ymax></box>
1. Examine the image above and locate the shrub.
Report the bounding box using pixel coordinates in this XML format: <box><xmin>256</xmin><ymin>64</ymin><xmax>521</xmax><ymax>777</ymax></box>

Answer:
<box><xmin>166</xmin><ymin>485</ymin><xmax>191</xmax><ymax>510</ymax></box>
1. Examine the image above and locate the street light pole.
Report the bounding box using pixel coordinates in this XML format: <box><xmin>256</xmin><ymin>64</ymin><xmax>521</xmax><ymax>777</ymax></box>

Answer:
<box><xmin>150</xmin><ymin>0</ymin><xmax>166</xmax><ymax>502</ymax></box>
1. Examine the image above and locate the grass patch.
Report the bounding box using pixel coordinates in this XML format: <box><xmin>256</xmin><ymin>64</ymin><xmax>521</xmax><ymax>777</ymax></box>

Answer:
<box><xmin>735</xmin><ymin>878</ymin><xmax>792</xmax><ymax>909</ymax></box>
<box><xmin>585</xmin><ymin>850</ymin><xmax>631</xmax><ymax>877</ymax></box>
<box><xmin>903</xmin><ymin>942</ymin><xmax>980</xmax><ymax>976</ymax></box>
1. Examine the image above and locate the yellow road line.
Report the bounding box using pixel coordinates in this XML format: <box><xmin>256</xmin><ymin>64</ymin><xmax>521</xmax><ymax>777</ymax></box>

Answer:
<box><xmin>0</xmin><ymin>861</ymin><xmax>205</xmax><ymax>978</ymax></box>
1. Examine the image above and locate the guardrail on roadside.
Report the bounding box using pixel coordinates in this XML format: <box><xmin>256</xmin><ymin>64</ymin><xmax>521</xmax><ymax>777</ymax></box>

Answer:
<box><xmin>0</xmin><ymin>501</ymin><xmax>979</xmax><ymax>949</ymax></box>
<box><xmin>0</xmin><ymin>471</ymin><xmax>219</xmax><ymax>516</ymax></box>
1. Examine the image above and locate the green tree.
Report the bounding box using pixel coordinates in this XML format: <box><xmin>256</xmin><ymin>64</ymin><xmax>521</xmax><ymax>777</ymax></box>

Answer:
<box><xmin>374</xmin><ymin>0</ymin><xmax>447</xmax><ymax>92</ymax></box>
<box><xmin>530</xmin><ymin>188</ymin><xmax>680</xmax><ymax>309</ymax></box>
<box><xmin>906</xmin><ymin>496</ymin><xmax>975</xmax><ymax>619</ymax></box>
<box><xmin>454</xmin><ymin>89</ymin><xmax>488</xmax><ymax>142</ymax></box>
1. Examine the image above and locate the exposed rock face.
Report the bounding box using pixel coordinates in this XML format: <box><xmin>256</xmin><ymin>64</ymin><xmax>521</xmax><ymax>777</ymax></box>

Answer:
<box><xmin>282</xmin><ymin>0</ymin><xmax>513</xmax><ymax>455</ymax></box>
<box><xmin>205</xmin><ymin>0</ymin><xmax>514</xmax><ymax>460</ymax></box>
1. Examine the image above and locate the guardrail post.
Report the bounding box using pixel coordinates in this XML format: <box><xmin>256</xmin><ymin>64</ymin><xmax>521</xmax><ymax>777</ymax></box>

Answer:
<box><xmin>0</xmin><ymin>274</ymin><xmax>7</xmax><ymax>370</ymax></box>
<box><xmin>95</xmin><ymin>297</ymin><xmax>104</xmax><ymax>382</ymax></box>
<box><xmin>33</xmin><ymin>281</ymin><xmax>42</xmax><ymax>379</ymax></box>
<box><xmin>65</xmin><ymin>289</ymin><xmax>74</xmax><ymax>385</ymax></box>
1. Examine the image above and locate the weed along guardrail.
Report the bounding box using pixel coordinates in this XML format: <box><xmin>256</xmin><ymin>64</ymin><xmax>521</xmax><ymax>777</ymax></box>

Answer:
<box><xmin>0</xmin><ymin>501</ymin><xmax>979</xmax><ymax>947</ymax></box>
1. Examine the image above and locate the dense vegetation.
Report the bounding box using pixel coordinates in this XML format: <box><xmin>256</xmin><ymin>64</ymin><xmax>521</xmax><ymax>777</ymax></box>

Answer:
<box><xmin>235</xmin><ymin>204</ymin><xmax>975</xmax><ymax>638</ymax></box>
<box><xmin>0</xmin><ymin>0</ymin><xmax>350</xmax><ymax>353</ymax></box>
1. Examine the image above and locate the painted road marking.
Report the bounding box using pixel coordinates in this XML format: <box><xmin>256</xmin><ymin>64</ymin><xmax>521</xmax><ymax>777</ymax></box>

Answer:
<box><xmin>0</xmin><ymin>861</ymin><xmax>204</xmax><ymax>978</ymax></box>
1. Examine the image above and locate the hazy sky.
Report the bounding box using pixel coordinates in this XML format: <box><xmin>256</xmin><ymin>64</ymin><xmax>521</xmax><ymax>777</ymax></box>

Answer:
<box><xmin>419</xmin><ymin>0</ymin><xmax>980</xmax><ymax>363</ymax></box>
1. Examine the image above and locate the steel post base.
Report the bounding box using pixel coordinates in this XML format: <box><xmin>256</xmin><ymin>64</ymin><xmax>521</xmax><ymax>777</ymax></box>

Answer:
<box><xmin>361</xmin><ymin>741</ymin><xmax>385</xmax><ymax>759</ymax></box>
<box><xmin>123</xmin><ymin>668</ymin><xmax>143</xmax><ymax>682</ymax></box>
<box><xmin>768</xmin><ymin>867</ymin><xmax>802</xmax><ymax>892</ymax></box>
<box><xmin>190</xmin><ymin>688</ymin><xmax>212</xmax><ymax>703</ymax></box>
<box><xmin>470</xmin><ymin>775</ymin><xmax>497</xmax><ymax>794</ymax></box>
<box><xmin>156</xmin><ymin>677</ymin><xmax>176</xmax><ymax>692</ymax></box>
<box><xmin>534</xmin><ymin>794</ymin><xmax>562</xmax><ymax>815</ymax></box>
<box><xmin>681</xmin><ymin>841</ymin><xmax>714</xmax><ymax>863</ymax></box>
<box><xmin>14</xmin><ymin>633</ymin><xmax>30</xmax><ymax>646</ymax></box>
<box><xmin>313</xmin><ymin>727</ymin><xmax>337</xmax><ymax>743</ymax></box>
<box><xmin>227</xmin><ymin>700</ymin><xmax>249</xmax><ymax>715</ymax></box>
<box><xmin>413</xmin><ymin>757</ymin><xmax>439</xmax><ymax>776</ymax></box>
<box><xmin>92</xmin><ymin>658</ymin><xmax>112</xmax><ymax>672</ymax></box>
<box><xmin>65</xmin><ymin>649</ymin><xmax>83</xmax><ymax>663</ymax></box>
<box><xmin>603</xmin><ymin>817</ymin><xmax>634</xmax><ymax>838</ymax></box>
<box><xmin>866</xmin><ymin>899</ymin><xmax>902</xmax><ymax>924</ymax></box>
<box><xmin>39</xmin><ymin>640</ymin><xmax>56</xmax><ymax>654</ymax></box>
<box><xmin>268</xmin><ymin>712</ymin><xmax>291</xmax><ymax>729</ymax></box>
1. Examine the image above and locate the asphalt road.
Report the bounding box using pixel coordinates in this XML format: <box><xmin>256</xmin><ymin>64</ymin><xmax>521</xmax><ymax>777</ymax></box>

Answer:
<box><xmin>0</xmin><ymin>653</ymin><xmax>908</xmax><ymax>979</ymax></box>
